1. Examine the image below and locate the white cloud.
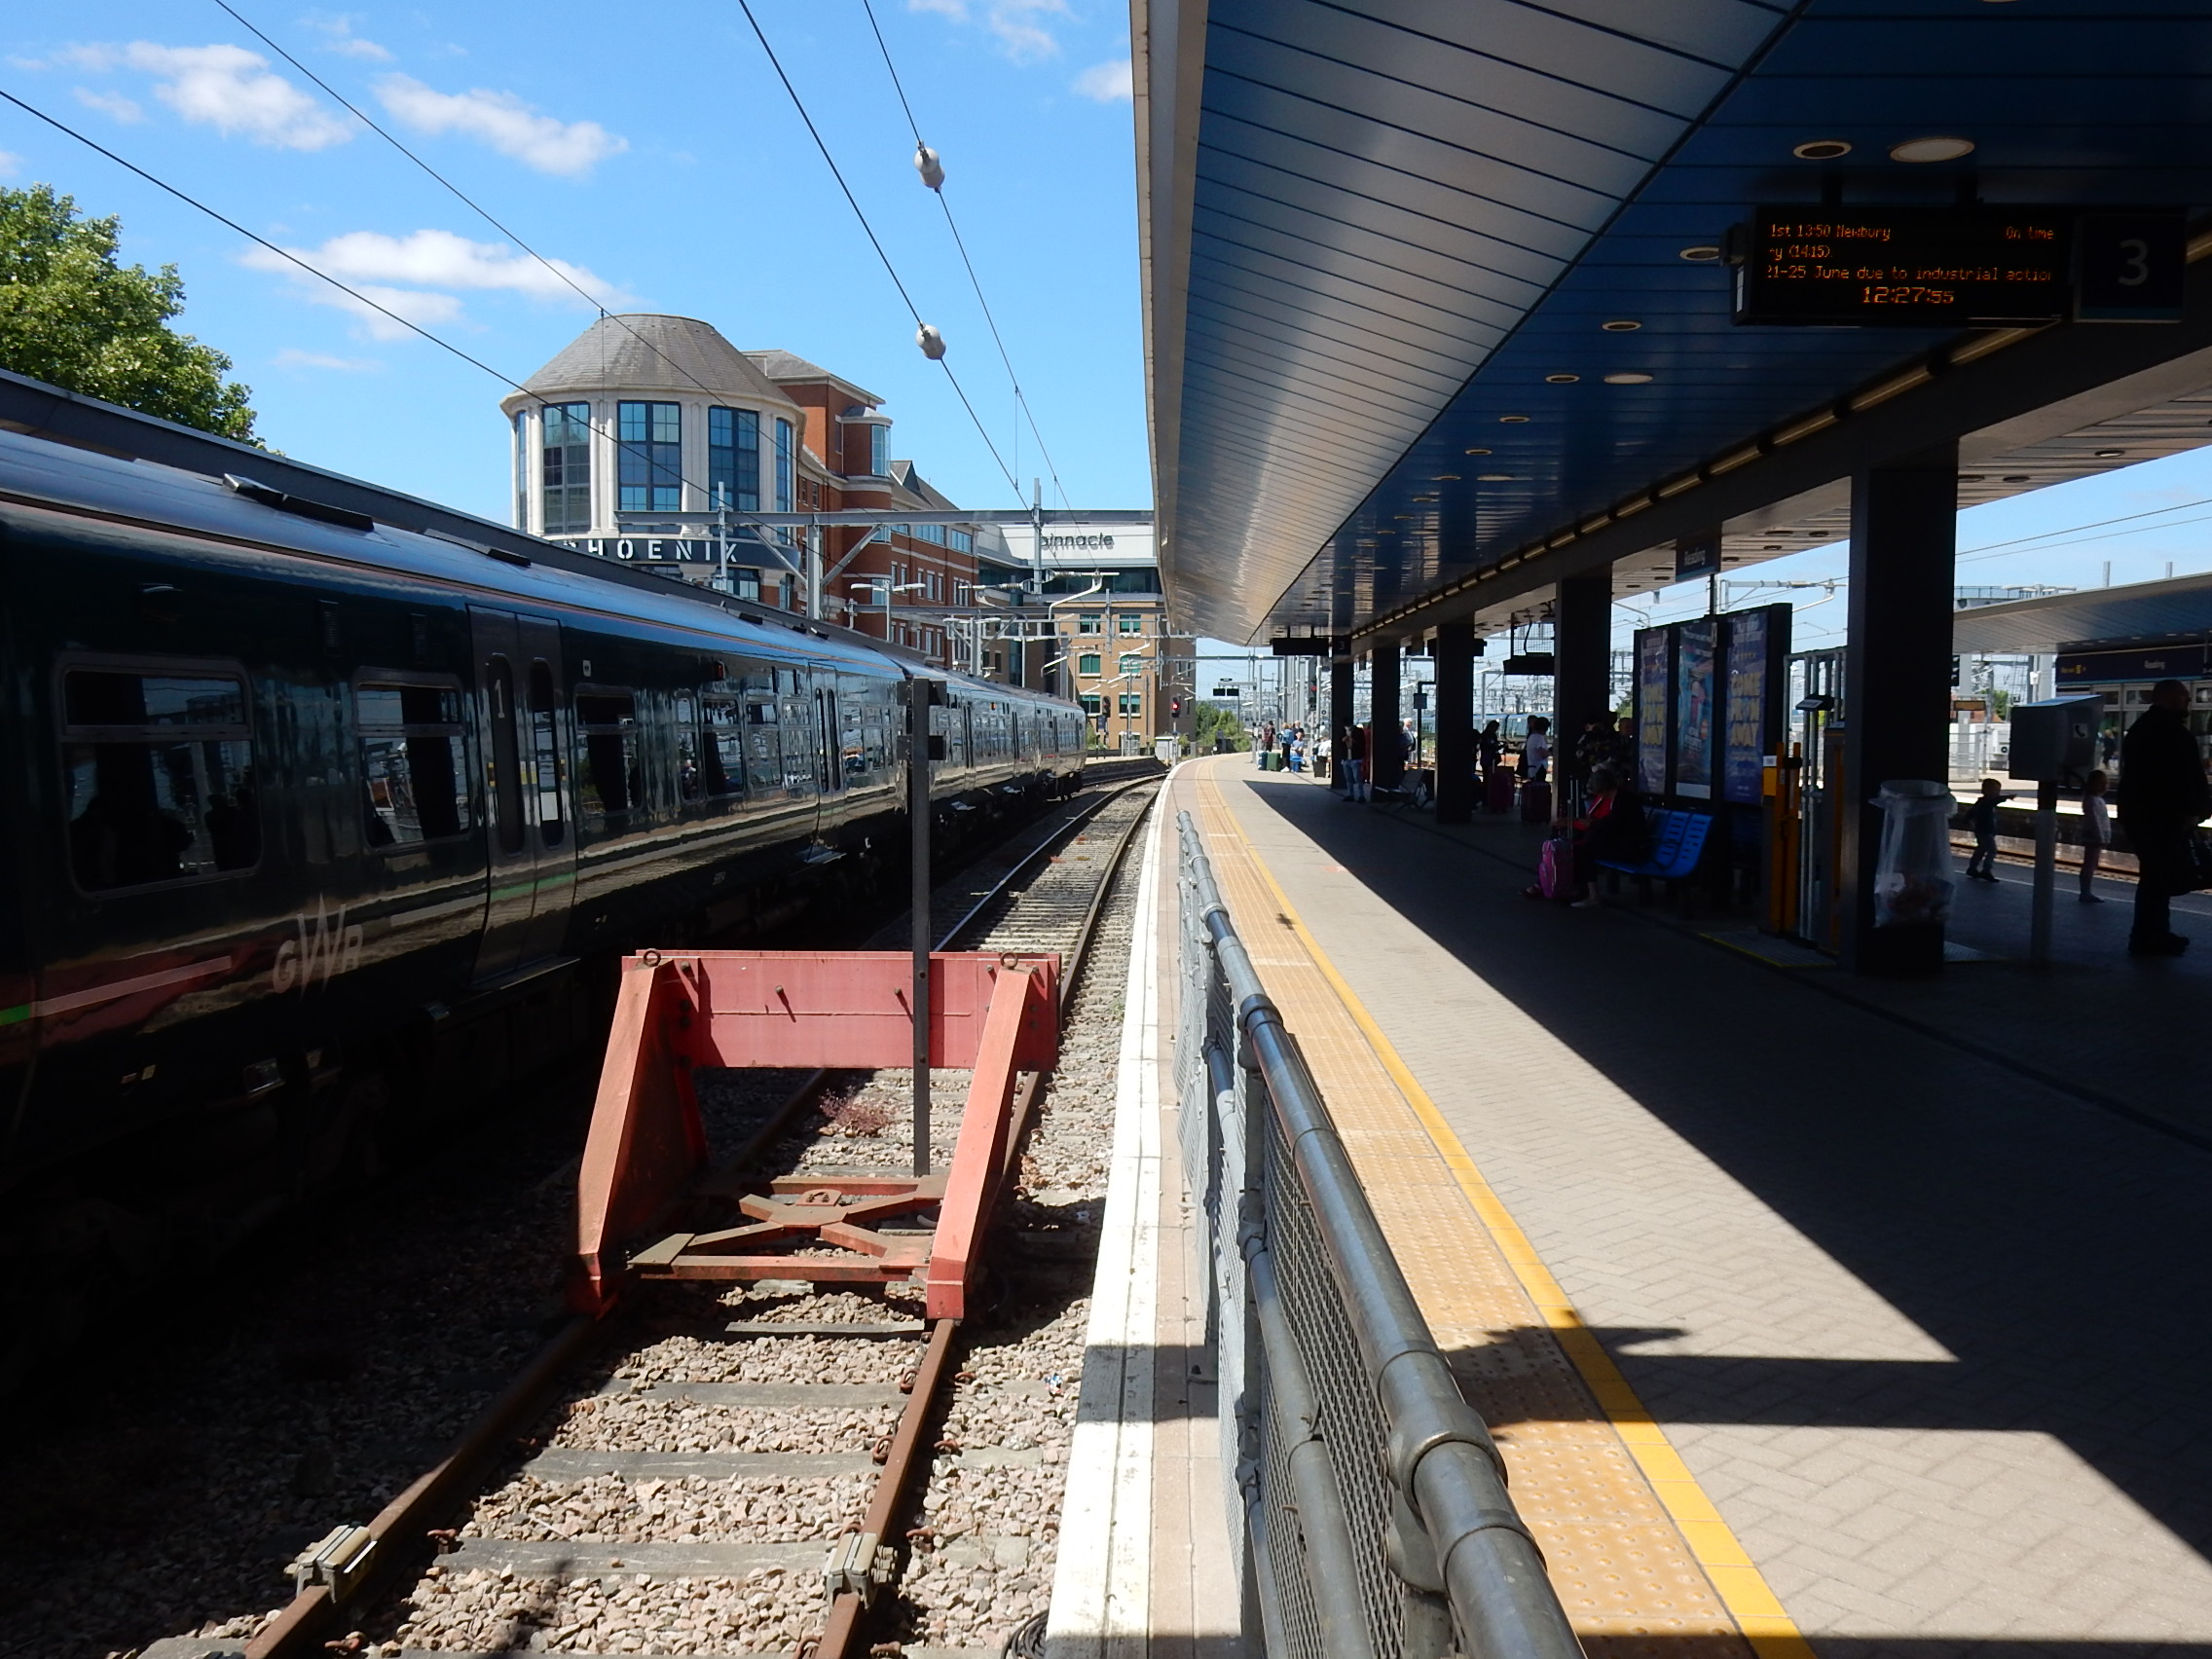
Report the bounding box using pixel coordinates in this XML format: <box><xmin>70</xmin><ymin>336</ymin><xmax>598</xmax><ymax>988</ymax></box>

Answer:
<box><xmin>275</xmin><ymin>347</ymin><xmax>383</xmax><ymax>371</ymax></box>
<box><xmin>59</xmin><ymin>42</ymin><xmax>352</xmax><ymax>149</ymax></box>
<box><xmin>241</xmin><ymin>228</ymin><xmax>636</xmax><ymax>341</ymax></box>
<box><xmin>73</xmin><ymin>86</ymin><xmax>145</xmax><ymax>123</ymax></box>
<box><xmin>1073</xmin><ymin>57</ymin><xmax>1132</xmax><ymax>101</ymax></box>
<box><xmin>909</xmin><ymin>0</ymin><xmax>1069</xmax><ymax>62</ymax></box>
<box><xmin>0</xmin><ymin>151</ymin><xmax>21</xmax><ymax>178</ymax></box>
<box><xmin>374</xmin><ymin>74</ymin><xmax>625</xmax><ymax>176</ymax></box>
<box><xmin>306</xmin><ymin>16</ymin><xmax>392</xmax><ymax>61</ymax></box>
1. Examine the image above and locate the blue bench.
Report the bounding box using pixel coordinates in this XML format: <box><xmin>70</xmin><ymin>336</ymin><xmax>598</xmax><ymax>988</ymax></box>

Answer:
<box><xmin>1598</xmin><ymin>806</ymin><xmax>1714</xmax><ymax>907</ymax></box>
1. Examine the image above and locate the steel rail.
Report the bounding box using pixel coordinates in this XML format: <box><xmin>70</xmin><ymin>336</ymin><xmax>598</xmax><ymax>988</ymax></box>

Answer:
<box><xmin>817</xmin><ymin>782</ymin><xmax>1157</xmax><ymax>1659</ymax></box>
<box><xmin>1178</xmin><ymin>809</ymin><xmax>1585</xmax><ymax>1659</ymax></box>
<box><xmin>246</xmin><ymin>779</ymin><xmax>1160</xmax><ymax>1659</ymax></box>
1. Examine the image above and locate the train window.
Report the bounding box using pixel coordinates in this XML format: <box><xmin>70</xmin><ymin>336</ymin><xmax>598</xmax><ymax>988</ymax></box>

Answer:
<box><xmin>672</xmin><ymin>690</ymin><xmax>703</xmax><ymax>802</ymax></box>
<box><xmin>357</xmin><ymin>681</ymin><xmax>470</xmax><ymax>849</ymax></box>
<box><xmin>576</xmin><ymin>689</ymin><xmax>641</xmax><ymax>825</ymax></box>
<box><xmin>528</xmin><ymin>662</ymin><xmax>564</xmax><ymax>847</ymax></box>
<box><xmin>702</xmin><ymin>695</ymin><xmax>745</xmax><ymax>795</ymax></box>
<box><xmin>61</xmin><ymin>666</ymin><xmax>260</xmax><ymax>890</ymax></box>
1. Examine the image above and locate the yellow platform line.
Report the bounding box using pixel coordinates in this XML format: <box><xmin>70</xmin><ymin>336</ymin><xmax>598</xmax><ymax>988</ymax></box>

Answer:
<box><xmin>1199</xmin><ymin>771</ymin><xmax>1818</xmax><ymax>1659</ymax></box>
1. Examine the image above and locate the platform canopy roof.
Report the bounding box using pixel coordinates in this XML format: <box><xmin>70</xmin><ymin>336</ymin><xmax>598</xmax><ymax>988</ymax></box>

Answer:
<box><xmin>1954</xmin><ymin>571</ymin><xmax>2212</xmax><ymax>656</ymax></box>
<box><xmin>1136</xmin><ymin>0</ymin><xmax>2212</xmax><ymax>646</ymax></box>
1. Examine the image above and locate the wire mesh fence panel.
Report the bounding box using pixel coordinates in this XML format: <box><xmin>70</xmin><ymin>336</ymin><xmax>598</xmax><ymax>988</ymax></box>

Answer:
<box><xmin>1265</xmin><ymin>1106</ymin><xmax>1406</xmax><ymax>1659</ymax></box>
<box><xmin>1169</xmin><ymin>810</ymin><xmax>1582</xmax><ymax>1659</ymax></box>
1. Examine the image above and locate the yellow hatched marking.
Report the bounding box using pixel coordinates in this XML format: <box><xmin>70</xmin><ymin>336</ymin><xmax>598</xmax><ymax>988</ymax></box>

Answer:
<box><xmin>1191</xmin><ymin>765</ymin><xmax>1818</xmax><ymax>1659</ymax></box>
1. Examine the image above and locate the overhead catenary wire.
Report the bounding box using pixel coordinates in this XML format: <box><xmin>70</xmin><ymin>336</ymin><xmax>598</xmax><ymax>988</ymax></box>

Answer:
<box><xmin>0</xmin><ymin>86</ymin><xmax>805</xmax><ymax>581</ymax></box>
<box><xmin>732</xmin><ymin>0</ymin><xmax>1024</xmax><ymax>505</ymax></box>
<box><xmin>858</xmin><ymin>0</ymin><xmax>1072</xmax><ymax>509</ymax></box>
<box><xmin>202</xmin><ymin>0</ymin><xmax>800</xmax><ymax>553</ymax></box>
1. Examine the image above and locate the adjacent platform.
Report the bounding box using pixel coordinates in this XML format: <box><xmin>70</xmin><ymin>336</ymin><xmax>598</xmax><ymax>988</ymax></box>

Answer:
<box><xmin>1054</xmin><ymin>754</ymin><xmax>2212</xmax><ymax>1657</ymax></box>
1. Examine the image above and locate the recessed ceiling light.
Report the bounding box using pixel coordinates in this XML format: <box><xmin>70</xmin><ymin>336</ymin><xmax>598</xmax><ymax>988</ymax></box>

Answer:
<box><xmin>1764</xmin><ymin>544</ymin><xmax>1782</xmax><ymax>551</ymax></box>
<box><xmin>1958</xmin><ymin>473</ymin><xmax>1986</xmax><ymax>482</ymax></box>
<box><xmin>2094</xmin><ymin>448</ymin><xmax>2126</xmax><ymax>458</ymax></box>
<box><xmin>1891</xmin><ymin>135</ymin><xmax>1974</xmax><ymax>164</ymax></box>
<box><xmin>1792</xmin><ymin>139</ymin><xmax>1853</xmax><ymax>161</ymax></box>
<box><xmin>1604</xmin><ymin>372</ymin><xmax>1655</xmax><ymax>385</ymax></box>
<box><xmin>1602</xmin><ymin>319</ymin><xmax>1642</xmax><ymax>332</ymax></box>
<box><xmin>1678</xmin><ymin>245</ymin><xmax>1721</xmax><ymax>262</ymax></box>
<box><xmin>1544</xmin><ymin>373</ymin><xmax>1580</xmax><ymax>385</ymax></box>
<box><xmin>1477</xmin><ymin>473</ymin><xmax>1515</xmax><ymax>482</ymax></box>
<box><xmin>1392</xmin><ymin>514</ymin><xmax>1414</xmax><ymax>520</ymax></box>
<box><xmin>2002</xmin><ymin>473</ymin><xmax>2031</xmax><ymax>483</ymax></box>
<box><xmin>1432</xmin><ymin>473</ymin><xmax>1461</xmax><ymax>481</ymax></box>
<box><xmin>1499</xmin><ymin>414</ymin><xmax>1530</xmax><ymax>424</ymax></box>
<box><xmin>1464</xmin><ymin>447</ymin><xmax>1492</xmax><ymax>455</ymax></box>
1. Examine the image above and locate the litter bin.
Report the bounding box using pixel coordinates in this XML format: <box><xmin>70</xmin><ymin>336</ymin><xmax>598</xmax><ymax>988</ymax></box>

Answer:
<box><xmin>1871</xmin><ymin>779</ymin><xmax>1957</xmax><ymax>928</ymax></box>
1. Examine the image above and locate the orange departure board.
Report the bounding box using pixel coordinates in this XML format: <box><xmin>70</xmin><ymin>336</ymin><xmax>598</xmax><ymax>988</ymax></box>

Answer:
<box><xmin>1733</xmin><ymin>206</ymin><xmax>2073</xmax><ymax>326</ymax></box>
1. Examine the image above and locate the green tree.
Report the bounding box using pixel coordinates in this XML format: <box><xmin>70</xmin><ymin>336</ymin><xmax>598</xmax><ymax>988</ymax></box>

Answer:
<box><xmin>1194</xmin><ymin>699</ymin><xmax>1249</xmax><ymax>752</ymax></box>
<box><xmin>0</xmin><ymin>184</ymin><xmax>256</xmax><ymax>441</ymax></box>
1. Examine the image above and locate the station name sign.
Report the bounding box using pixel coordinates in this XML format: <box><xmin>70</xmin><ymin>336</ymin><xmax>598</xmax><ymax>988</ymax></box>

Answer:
<box><xmin>1732</xmin><ymin>205</ymin><xmax>2184</xmax><ymax>327</ymax></box>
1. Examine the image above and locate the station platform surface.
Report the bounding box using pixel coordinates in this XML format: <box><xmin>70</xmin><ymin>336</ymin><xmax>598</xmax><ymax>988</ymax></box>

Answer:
<box><xmin>1065</xmin><ymin>753</ymin><xmax>2212</xmax><ymax>1659</ymax></box>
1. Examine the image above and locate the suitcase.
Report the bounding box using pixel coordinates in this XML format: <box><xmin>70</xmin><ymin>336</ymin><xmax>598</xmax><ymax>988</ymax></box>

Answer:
<box><xmin>1486</xmin><ymin>767</ymin><xmax>1517</xmax><ymax>814</ymax></box>
<box><xmin>1520</xmin><ymin>779</ymin><xmax>1552</xmax><ymax>824</ymax></box>
<box><xmin>1537</xmin><ymin>832</ymin><xmax>1573</xmax><ymax>901</ymax></box>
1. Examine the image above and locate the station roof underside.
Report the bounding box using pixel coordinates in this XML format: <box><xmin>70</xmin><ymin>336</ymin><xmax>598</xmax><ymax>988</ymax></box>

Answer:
<box><xmin>1137</xmin><ymin>0</ymin><xmax>2212</xmax><ymax>648</ymax></box>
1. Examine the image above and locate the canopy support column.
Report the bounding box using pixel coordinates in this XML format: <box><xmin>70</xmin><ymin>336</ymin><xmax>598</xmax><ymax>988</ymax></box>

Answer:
<box><xmin>1434</xmin><ymin>625</ymin><xmax>1474</xmax><ymax>824</ymax></box>
<box><xmin>1841</xmin><ymin>442</ymin><xmax>1958</xmax><ymax>977</ymax></box>
<box><xmin>1371</xmin><ymin>642</ymin><xmax>1403</xmax><ymax>792</ymax></box>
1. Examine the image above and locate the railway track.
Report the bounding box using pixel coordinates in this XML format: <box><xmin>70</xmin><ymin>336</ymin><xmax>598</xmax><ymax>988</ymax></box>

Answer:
<box><xmin>218</xmin><ymin>778</ymin><xmax>1161</xmax><ymax>1659</ymax></box>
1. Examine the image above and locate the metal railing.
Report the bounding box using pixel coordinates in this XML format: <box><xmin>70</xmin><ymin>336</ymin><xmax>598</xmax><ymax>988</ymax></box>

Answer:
<box><xmin>1175</xmin><ymin>810</ymin><xmax>1585</xmax><ymax>1659</ymax></box>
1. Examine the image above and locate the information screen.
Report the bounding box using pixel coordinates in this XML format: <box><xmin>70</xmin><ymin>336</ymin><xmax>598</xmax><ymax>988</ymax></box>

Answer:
<box><xmin>1734</xmin><ymin>205</ymin><xmax>2072</xmax><ymax>326</ymax></box>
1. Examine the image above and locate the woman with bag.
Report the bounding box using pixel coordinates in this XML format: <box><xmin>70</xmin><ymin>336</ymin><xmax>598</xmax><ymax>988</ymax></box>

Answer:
<box><xmin>1526</xmin><ymin>765</ymin><xmax>1643</xmax><ymax>906</ymax></box>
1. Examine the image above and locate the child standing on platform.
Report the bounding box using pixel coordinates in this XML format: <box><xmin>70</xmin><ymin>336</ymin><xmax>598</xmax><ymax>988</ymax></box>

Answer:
<box><xmin>1963</xmin><ymin>777</ymin><xmax>2007</xmax><ymax>882</ymax></box>
<box><xmin>2080</xmin><ymin>769</ymin><xmax>2111</xmax><ymax>903</ymax></box>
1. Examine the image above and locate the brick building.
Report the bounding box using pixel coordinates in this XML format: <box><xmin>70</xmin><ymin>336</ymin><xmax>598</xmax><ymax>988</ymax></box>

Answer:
<box><xmin>989</xmin><ymin>521</ymin><xmax>1190</xmax><ymax>752</ymax></box>
<box><xmin>501</xmin><ymin>314</ymin><xmax>982</xmax><ymax>669</ymax></box>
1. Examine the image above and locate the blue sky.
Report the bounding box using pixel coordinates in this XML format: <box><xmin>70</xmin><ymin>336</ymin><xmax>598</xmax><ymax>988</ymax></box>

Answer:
<box><xmin>8</xmin><ymin>6</ymin><xmax>2212</xmax><ymax>663</ymax></box>
<box><xmin>0</xmin><ymin>0</ymin><xmax>1148</xmax><ymax>522</ymax></box>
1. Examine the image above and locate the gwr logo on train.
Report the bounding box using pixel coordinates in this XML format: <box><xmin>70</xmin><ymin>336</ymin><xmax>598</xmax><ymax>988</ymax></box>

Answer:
<box><xmin>273</xmin><ymin>898</ymin><xmax>363</xmax><ymax>994</ymax></box>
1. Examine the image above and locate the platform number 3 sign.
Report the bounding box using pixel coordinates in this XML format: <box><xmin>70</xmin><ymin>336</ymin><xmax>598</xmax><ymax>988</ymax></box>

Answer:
<box><xmin>2075</xmin><ymin>212</ymin><xmax>2186</xmax><ymax>322</ymax></box>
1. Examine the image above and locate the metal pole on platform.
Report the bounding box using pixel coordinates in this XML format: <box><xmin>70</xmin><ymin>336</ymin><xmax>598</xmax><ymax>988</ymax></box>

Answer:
<box><xmin>2030</xmin><ymin>779</ymin><xmax>2057</xmax><ymax>964</ymax></box>
<box><xmin>908</xmin><ymin>678</ymin><xmax>933</xmax><ymax>1175</ymax></box>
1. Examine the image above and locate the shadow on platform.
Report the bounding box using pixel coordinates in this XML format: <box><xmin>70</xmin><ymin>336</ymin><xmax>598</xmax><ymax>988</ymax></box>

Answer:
<box><xmin>1229</xmin><ymin>774</ymin><xmax>2212</xmax><ymax>1573</ymax></box>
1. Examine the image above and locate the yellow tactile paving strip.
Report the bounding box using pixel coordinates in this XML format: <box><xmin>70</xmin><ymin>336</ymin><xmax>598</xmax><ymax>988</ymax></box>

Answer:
<box><xmin>1187</xmin><ymin>766</ymin><xmax>1814</xmax><ymax>1659</ymax></box>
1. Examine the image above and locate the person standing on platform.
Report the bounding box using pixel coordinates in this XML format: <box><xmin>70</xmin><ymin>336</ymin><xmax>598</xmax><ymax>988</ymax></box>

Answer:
<box><xmin>1478</xmin><ymin>720</ymin><xmax>1503</xmax><ymax>797</ymax></box>
<box><xmin>1962</xmin><ymin>778</ymin><xmax>2008</xmax><ymax>883</ymax></box>
<box><xmin>2080</xmin><ymin>769</ymin><xmax>2111</xmax><ymax>903</ymax></box>
<box><xmin>1523</xmin><ymin>716</ymin><xmax>1552</xmax><ymax>783</ymax></box>
<box><xmin>2118</xmin><ymin>678</ymin><xmax>2210</xmax><ymax>956</ymax></box>
<box><xmin>1340</xmin><ymin>722</ymin><xmax>1369</xmax><ymax>802</ymax></box>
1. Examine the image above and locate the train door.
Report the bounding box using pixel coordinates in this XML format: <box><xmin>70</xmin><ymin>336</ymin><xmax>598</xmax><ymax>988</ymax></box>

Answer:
<box><xmin>468</xmin><ymin>608</ymin><xmax>574</xmax><ymax>981</ymax></box>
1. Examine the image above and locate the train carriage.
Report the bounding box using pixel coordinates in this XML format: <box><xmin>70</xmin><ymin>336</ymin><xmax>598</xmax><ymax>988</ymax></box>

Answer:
<box><xmin>0</xmin><ymin>418</ymin><xmax>1085</xmax><ymax>1351</ymax></box>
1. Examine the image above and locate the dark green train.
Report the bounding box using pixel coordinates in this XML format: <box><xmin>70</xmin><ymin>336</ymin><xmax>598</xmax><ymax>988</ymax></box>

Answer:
<box><xmin>0</xmin><ymin>406</ymin><xmax>1085</xmax><ymax>1359</ymax></box>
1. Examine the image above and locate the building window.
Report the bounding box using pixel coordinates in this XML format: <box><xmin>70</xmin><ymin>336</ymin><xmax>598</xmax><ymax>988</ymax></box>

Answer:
<box><xmin>709</xmin><ymin>407</ymin><xmax>760</xmax><ymax>512</ymax></box>
<box><xmin>954</xmin><ymin>579</ymin><xmax>971</xmax><ymax>607</ymax></box>
<box><xmin>1079</xmin><ymin>694</ymin><xmax>1101</xmax><ymax>717</ymax></box>
<box><xmin>511</xmin><ymin>409</ymin><xmax>528</xmax><ymax>528</ymax></box>
<box><xmin>1076</xmin><ymin>612</ymin><xmax>1102</xmax><ymax>635</ymax></box>
<box><xmin>1118</xmin><ymin>612</ymin><xmax>1143</xmax><ymax>635</ymax></box>
<box><xmin>949</xmin><ymin>527</ymin><xmax>973</xmax><ymax>554</ymax></box>
<box><xmin>1119</xmin><ymin>651</ymin><xmax>1144</xmax><ymax>676</ymax></box>
<box><xmin>1078</xmin><ymin>652</ymin><xmax>1102</xmax><ymax>677</ymax></box>
<box><xmin>925</xmin><ymin>571</ymin><xmax>942</xmax><ymax>603</ymax></box>
<box><xmin>617</xmin><ymin>401</ymin><xmax>682</xmax><ymax>514</ymax></box>
<box><xmin>541</xmin><ymin>402</ymin><xmax>592</xmax><ymax>534</ymax></box>
<box><xmin>775</xmin><ymin>418</ymin><xmax>794</xmax><ymax>513</ymax></box>
<box><xmin>1119</xmin><ymin>693</ymin><xmax>1143</xmax><ymax>716</ymax></box>
<box><xmin>869</xmin><ymin>423</ymin><xmax>887</xmax><ymax>477</ymax></box>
